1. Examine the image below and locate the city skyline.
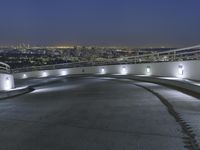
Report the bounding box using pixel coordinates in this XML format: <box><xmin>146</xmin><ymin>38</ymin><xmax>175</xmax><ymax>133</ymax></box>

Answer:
<box><xmin>0</xmin><ymin>0</ymin><xmax>200</xmax><ymax>47</ymax></box>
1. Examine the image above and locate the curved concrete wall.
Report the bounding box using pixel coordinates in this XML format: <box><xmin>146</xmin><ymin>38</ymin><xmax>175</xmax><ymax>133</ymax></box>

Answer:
<box><xmin>14</xmin><ymin>60</ymin><xmax>200</xmax><ymax>81</ymax></box>
<box><xmin>0</xmin><ymin>74</ymin><xmax>15</xmax><ymax>91</ymax></box>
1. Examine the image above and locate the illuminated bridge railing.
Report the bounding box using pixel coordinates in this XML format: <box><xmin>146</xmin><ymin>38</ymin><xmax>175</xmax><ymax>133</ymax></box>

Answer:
<box><xmin>0</xmin><ymin>62</ymin><xmax>11</xmax><ymax>74</ymax></box>
<box><xmin>120</xmin><ymin>44</ymin><xmax>200</xmax><ymax>63</ymax></box>
<box><xmin>12</xmin><ymin>45</ymin><xmax>200</xmax><ymax>73</ymax></box>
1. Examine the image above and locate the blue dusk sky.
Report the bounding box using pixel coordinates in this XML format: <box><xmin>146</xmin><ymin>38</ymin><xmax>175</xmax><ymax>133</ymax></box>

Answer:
<box><xmin>0</xmin><ymin>0</ymin><xmax>199</xmax><ymax>47</ymax></box>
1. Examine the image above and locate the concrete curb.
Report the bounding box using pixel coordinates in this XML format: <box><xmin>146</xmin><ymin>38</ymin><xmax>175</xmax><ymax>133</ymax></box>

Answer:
<box><xmin>133</xmin><ymin>76</ymin><xmax>200</xmax><ymax>95</ymax></box>
<box><xmin>107</xmin><ymin>75</ymin><xmax>200</xmax><ymax>98</ymax></box>
<box><xmin>0</xmin><ymin>87</ymin><xmax>34</xmax><ymax>100</ymax></box>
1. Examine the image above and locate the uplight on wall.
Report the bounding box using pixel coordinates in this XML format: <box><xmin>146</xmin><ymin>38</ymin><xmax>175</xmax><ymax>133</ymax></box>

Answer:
<box><xmin>101</xmin><ymin>67</ymin><xmax>105</xmax><ymax>74</ymax></box>
<box><xmin>60</xmin><ymin>70</ymin><xmax>67</xmax><ymax>76</ymax></box>
<box><xmin>178</xmin><ymin>65</ymin><xmax>184</xmax><ymax>75</ymax></box>
<box><xmin>4</xmin><ymin>77</ymin><xmax>12</xmax><ymax>90</ymax></box>
<box><xmin>146</xmin><ymin>66</ymin><xmax>151</xmax><ymax>74</ymax></box>
<box><xmin>121</xmin><ymin>66</ymin><xmax>127</xmax><ymax>75</ymax></box>
<box><xmin>42</xmin><ymin>71</ymin><xmax>48</xmax><ymax>77</ymax></box>
<box><xmin>23</xmin><ymin>74</ymin><xmax>27</xmax><ymax>79</ymax></box>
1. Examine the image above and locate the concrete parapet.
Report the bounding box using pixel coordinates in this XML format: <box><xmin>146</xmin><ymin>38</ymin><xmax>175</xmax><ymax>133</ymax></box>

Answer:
<box><xmin>14</xmin><ymin>60</ymin><xmax>200</xmax><ymax>81</ymax></box>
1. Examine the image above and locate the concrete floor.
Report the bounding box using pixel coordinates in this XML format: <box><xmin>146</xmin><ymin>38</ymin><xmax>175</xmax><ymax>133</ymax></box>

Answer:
<box><xmin>0</xmin><ymin>77</ymin><xmax>187</xmax><ymax>150</ymax></box>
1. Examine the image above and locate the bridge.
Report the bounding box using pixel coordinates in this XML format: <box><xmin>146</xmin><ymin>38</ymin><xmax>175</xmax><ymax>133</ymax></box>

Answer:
<box><xmin>0</xmin><ymin>45</ymin><xmax>200</xmax><ymax>150</ymax></box>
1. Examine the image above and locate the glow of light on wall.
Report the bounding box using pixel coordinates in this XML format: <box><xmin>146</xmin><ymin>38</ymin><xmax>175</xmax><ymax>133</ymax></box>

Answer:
<box><xmin>4</xmin><ymin>77</ymin><xmax>12</xmax><ymax>90</ymax></box>
<box><xmin>146</xmin><ymin>66</ymin><xmax>151</xmax><ymax>73</ymax></box>
<box><xmin>42</xmin><ymin>72</ymin><xmax>48</xmax><ymax>77</ymax></box>
<box><xmin>121</xmin><ymin>66</ymin><xmax>127</xmax><ymax>75</ymax></box>
<box><xmin>101</xmin><ymin>67</ymin><xmax>105</xmax><ymax>74</ymax></box>
<box><xmin>23</xmin><ymin>74</ymin><xmax>27</xmax><ymax>79</ymax></box>
<box><xmin>60</xmin><ymin>70</ymin><xmax>67</xmax><ymax>76</ymax></box>
<box><xmin>178</xmin><ymin>65</ymin><xmax>184</xmax><ymax>75</ymax></box>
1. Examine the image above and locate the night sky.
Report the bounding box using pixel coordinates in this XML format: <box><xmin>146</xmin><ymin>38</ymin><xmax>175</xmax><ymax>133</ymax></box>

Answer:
<box><xmin>0</xmin><ymin>0</ymin><xmax>200</xmax><ymax>47</ymax></box>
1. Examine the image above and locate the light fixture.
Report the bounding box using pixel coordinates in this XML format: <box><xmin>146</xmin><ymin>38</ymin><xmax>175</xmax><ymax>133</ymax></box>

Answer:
<box><xmin>146</xmin><ymin>66</ymin><xmax>151</xmax><ymax>73</ymax></box>
<box><xmin>178</xmin><ymin>65</ymin><xmax>184</xmax><ymax>75</ymax></box>
<box><xmin>42</xmin><ymin>72</ymin><xmax>48</xmax><ymax>77</ymax></box>
<box><xmin>121</xmin><ymin>66</ymin><xmax>127</xmax><ymax>75</ymax></box>
<box><xmin>4</xmin><ymin>77</ymin><xmax>12</xmax><ymax>90</ymax></box>
<box><xmin>60</xmin><ymin>70</ymin><xmax>67</xmax><ymax>76</ymax></box>
<box><xmin>23</xmin><ymin>74</ymin><xmax>27</xmax><ymax>79</ymax></box>
<box><xmin>101</xmin><ymin>67</ymin><xmax>105</xmax><ymax>74</ymax></box>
